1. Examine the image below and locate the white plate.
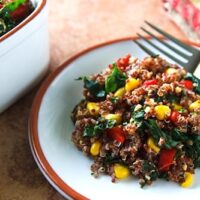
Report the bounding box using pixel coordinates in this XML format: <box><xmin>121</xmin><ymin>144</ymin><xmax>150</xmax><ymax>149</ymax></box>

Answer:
<box><xmin>29</xmin><ymin>37</ymin><xmax>200</xmax><ymax>200</ymax></box>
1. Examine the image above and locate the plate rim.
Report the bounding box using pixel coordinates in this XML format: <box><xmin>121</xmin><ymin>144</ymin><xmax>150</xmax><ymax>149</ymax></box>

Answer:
<box><xmin>28</xmin><ymin>36</ymin><xmax>200</xmax><ymax>200</ymax></box>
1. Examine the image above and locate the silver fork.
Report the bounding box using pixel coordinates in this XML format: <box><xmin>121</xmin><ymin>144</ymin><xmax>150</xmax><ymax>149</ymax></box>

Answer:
<box><xmin>133</xmin><ymin>21</ymin><xmax>200</xmax><ymax>75</ymax></box>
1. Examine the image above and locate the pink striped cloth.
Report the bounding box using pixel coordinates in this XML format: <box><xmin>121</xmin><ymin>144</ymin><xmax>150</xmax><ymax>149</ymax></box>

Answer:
<box><xmin>163</xmin><ymin>0</ymin><xmax>200</xmax><ymax>40</ymax></box>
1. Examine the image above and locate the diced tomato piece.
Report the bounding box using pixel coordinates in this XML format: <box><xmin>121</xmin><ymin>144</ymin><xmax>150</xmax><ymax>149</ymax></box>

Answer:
<box><xmin>143</xmin><ymin>79</ymin><xmax>158</xmax><ymax>87</ymax></box>
<box><xmin>180</xmin><ymin>80</ymin><xmax>193</xmax><ymax>90</ymax></box>
<box><xmin>116</xmin><ymin>54</ymin><xmax>131</xmax><ymax>70</ymax></box>
<box><xmin>0</xmin><ymin>4</ymin><xmax>3</xmax><ymax>9</ymax></box>
<box><xmin>170</xmin><ymin>110</ymin><xmax>180</xmax><ymax>123</ymax></box>
<box><xmin>159</xmin><ymin>148</ymin><xmax>176</xmax><ymax>171</ymax></box>
<box><xmin>106</xmin><ymin>127</ymin><xmax>125</xmax><ymax>143</ymax></box>
<box><xmin>11</xmin><ymin>4</ymin><xmax>30</xmax><ymax>22</ymax></box>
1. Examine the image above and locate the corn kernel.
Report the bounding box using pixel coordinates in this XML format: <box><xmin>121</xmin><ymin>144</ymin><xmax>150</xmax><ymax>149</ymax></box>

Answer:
<box><xmin>155</xmin><ymin>105</ymin><xmax>171</xmax><ymax>120</ymax></box>
<box><xmin>172</xmin><ymin>103</ymin><xmax>182</xmax><ymax>111</ymax></box>
<box><xmin>87</xmin><ymin>102</ymin><xmax>100</xmax><ymax>116</ymax></box>
<box><xmin>125</xmin><ymin>78</ymin><xmax>140</xmax><ymax>92</ymax></box>
<box><xmin>114</xmin><ymin>87</ymin><xmax>125</xmax><ymax>98</ymax></box>
<box><xmin>166</xmin><ymin>68</ymin><xmax>177</xmax><ymax>75</ymax></box>
<box><xmin>114</xmin><ymin>164</ymin><xmax>130</xmax><ymax>179</ymax></box>
<box><xmin>189</xmin><ymin>100</ymin><xmax>200</xmax><ymax>112</ymax></box>
<box><xmin>147</xmin><ymin>137</ymin><xmax>160</xmax><ymax>153</ymax></box>
<box><xmin>90</xmin><ymin>141</ymin><xmax>101</xmax><ymax>156</ymax></box>
<box><xmin>104</xmin><ymin>113</ymin><xmax>122</xmax><ymax>124</ymax></box>
<box><xmin>181</xmin><ymin>172</ymin><xmax>193</xmax><ymax>188</ymax></box>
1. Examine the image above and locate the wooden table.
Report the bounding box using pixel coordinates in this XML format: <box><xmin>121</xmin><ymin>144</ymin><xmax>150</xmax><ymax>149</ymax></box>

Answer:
<box><xmin>0</xmin><ymin>0</ymin><xmax>187</xmax><ymax>199</ymax></box>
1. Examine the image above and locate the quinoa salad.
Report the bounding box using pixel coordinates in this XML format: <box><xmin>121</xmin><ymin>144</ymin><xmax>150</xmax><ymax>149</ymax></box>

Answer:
<box><xmin>71</xmin><ymin>55</ymin><xmax>200</xmax><ymax>187</ymax></box>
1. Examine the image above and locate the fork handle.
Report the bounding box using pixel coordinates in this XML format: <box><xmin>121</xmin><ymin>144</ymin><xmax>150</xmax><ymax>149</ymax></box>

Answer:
<box><xmin>194</xmin><ymin>62</ymin><xmax>200</xmax><ymax>79</ymax></box>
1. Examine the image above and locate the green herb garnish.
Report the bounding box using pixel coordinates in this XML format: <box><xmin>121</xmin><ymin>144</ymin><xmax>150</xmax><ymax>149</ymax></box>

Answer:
<box><xmin>105</xmin><ymin>64</ymin><xmax>127</xmax><ymax>93</ymax></box>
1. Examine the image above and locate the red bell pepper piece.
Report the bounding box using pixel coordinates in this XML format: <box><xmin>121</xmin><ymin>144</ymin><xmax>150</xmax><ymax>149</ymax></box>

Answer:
<box><xmin>170</xmin><ymin>110</ymin><xmax>180</xmax><ymax>123</ymax></box>
<box><xmin>10</xmin><ymin>4</ymin><xmax>30</xmax><ymax>22</ymax></box>
<box><xmin>143</xmin><ymin>79</ymin><xmax>158</xmax><ymax>87</ymax></box>
<box><xmin>106</xmin><ymin>127</ymin><xmax>125</xmax><ymax>143</ymax></box>
<box><xmin>116</xmin><ymin>54</ymin><xmax>131</xmax><ymax>69</ymax></box>
<box><xmin>158</xmin><ymin>148</ymin><xmax>176</xmax><ymax>171</ymax></box>
<box><xmin>180</xmin><ymin>80</ymin><xmax>193</xmax><ymax>90</ymax></box>
<box><xmin>0</xmin><ymin>4</ymin><xmax>3</xmax><ymax>9</ymax></box>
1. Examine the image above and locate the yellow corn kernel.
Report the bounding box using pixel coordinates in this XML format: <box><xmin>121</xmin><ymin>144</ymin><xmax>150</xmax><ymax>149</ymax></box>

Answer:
<box><xmin>87</xmin><ymin>102</ymin><xmax>100</xmax><ymax>116</ymax></box>
<box><xmin>155</xmin><ymin>105</ymin><xmax>171</xmax><ymax>120</ymax></box>
<box><xmin>172</xmin><ymin>103</ymin><xmax>182</xmax><ymax>111</ymax></box>
<box><xmin>114</xmin><ymin>164</ymin><xmax>130</xmax><ymax>179</ymax></box>
<box><xmin>181</xmin><ymin>172</ymin><xmax>193</xmax><ymax>188</ymax></box>
<box><xmin>90</xmin><ymin>141</ymin><xmax>101</xmax><ymax>156</ymax></box>
<box><xmin>147</xmin><ymin>137</ymin><xmax>160</xmax><ymax>153</ymax></box>
<box><xmin>104</xmin><ymin>113</ymin><xmax>122</xmax><ymax>124</ymax></box>
<box><xmin>114</xmin><ymin>87</ymin><xmax>126</xmax><ymax>98</ymax></box>
<box><xmin>166</xmin><ymin>68</ymin><xmax>178</xmax><ymax>75</ymax></box>
<box><xmin>189</xmin><ymin>100</ymin><xmax>200</xmax><ymax>112</ymax></box>
<box><xmin>125</xmin><ymin>78</ymin><xmax>140</xmax><ymax>92</ymax></box>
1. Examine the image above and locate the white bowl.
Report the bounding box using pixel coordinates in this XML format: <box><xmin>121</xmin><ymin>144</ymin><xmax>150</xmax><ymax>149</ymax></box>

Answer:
<box><xmin>0</xmin><ymin>0</ymin><xmax>49</xmax><ymax>113</ymax></box>
<box><xmin>29</xmin><ymin>38</ymin><xmax>200</xmax><ymax>200</ymax></box>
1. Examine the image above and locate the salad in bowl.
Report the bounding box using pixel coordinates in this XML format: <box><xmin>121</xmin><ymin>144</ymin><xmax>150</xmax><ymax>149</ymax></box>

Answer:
<box><xmin>71</xmin><ymin>54</ymin><xmax>200</xmax><ymax>188</ymax></box>
<box><xmin>0</xmin><ymin>0</ymin><xmax>34</xmax><ymax>36</ymax></box>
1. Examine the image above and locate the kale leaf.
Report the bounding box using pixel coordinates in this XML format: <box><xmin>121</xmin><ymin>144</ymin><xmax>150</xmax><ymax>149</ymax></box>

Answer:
<box><xmin>132</xmin><ymin>110</ymin><xmax>145</xmax><ymax>121</ymax></box>
<box><xmin>170</xmin><ymin>128</ymin><xmax>189</xmax><ymax>142</ymax></box>
<box><xmin>105</xmin><ymin>64</ymin><xmax>127</xmax><ymax>93</ymax></box>
<box><xmin>184</xmin><ymin>135</ymin><xmax>200</xmax><ymax>168</ymax></box>
<box><xmin>83</xmin><ymin>119</ymin><xmax>116</xmax><ymax>137</ymax></box>
<box><xmin>104</xmin><ymin>154</ymin><xmax>124</xmax><ymax>164</ymax></box>
<box><xmin>82</xmin><ymin>77</ymin><xmax>106</xmax><ymax>100</ymax></box>
<box><xmin>3</xmin><ymin>0</ymin><xmax>26</xmax><ymax>12</ymax></box>
<box><xmin>109</xmin><ymin>96</ymin><xmax>119</xmax><ymax>104</ymax></box>
<box><xmin>154</xmin><ymin>93</ymin><xmax>179</xmax><ymax>103</ymax></box>
<box><xmin>145</xmin><ymin>119</ymin><xmax>178</xmax><ymax>149</ymax></box>
<box><xmin>142</xmin><ymin>161</ymin><xmax>158</xmax><ymax>181</ymax></box>
<box><xmin>154</xmin><ymin>96</ymin><xmax>163</xmax><ymax>103</ymax></box>
<box><xmin>130</xmin><ymin>108</ymin><xmax>145</xmax><ymax>130</ymax></box>
<box><xmin>83</xmin><ymin>125</ymin><xmax>96</xmax><ymax>137</ymax></box>
<box><xmin>140</xmin><ymin>161</ymin><xmax>159</xmax><ymax>187</ymax></box>
<box><xmin>165</xmin><ymin>93</ymin><xmax>179</xmax><ymax>103</ymax></box>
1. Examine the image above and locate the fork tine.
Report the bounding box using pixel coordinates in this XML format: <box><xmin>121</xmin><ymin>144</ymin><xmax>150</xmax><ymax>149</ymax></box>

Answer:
<box><xmin>140</xmin><ymin>27</ymin><xmax>190</xmax><ymax>58</ymax></box>
<box><xmin>133</xmin><ymin>39</ymin><xmax>157</xmax><ymax>57</ymax></box>
<box><xmin>145</xmin><ymin>21</ymin><xmax>197</xmax><ymax>53</ymax></box>
<box><xmin>136</xmin><ymin>33</ymin><xmax>186</xmax><ymax>67</ymax></box>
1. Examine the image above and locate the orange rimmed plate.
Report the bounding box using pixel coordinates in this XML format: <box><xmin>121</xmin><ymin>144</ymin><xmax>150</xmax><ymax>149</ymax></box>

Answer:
<box><xmin>29</xmin><ymin>37</ymin><xmax>200</xmax><ymax>200</ymax></box>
